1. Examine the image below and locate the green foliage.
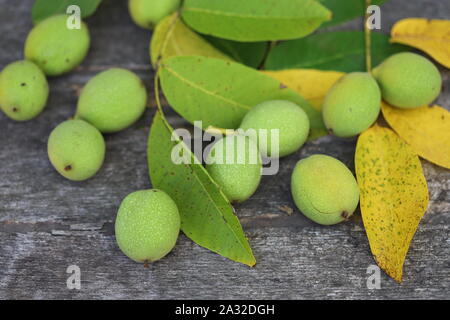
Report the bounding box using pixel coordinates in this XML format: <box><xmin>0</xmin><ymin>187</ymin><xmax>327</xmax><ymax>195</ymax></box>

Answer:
<box><xmin>204</xmin><ymin>36</ymin><xmax>268</xmax><ymax>68</ymax></box>
<box><xmin>265</xmin><ymin>31</ymin><xmax>409</xmax><ymax>72</ymax></box>
<box><xmin>318</xmin><ymin>0</ymin><xmax>389</xmax><ymax>28</ymax></box>
<box><xmin>147</xmin><ymin>111</ymin><xmax>256</xmax><ymax>266</ymax></box>
<box><xmin>150</xmin><ymin>13</ymin><xmax>232</xmax><ymax>68</ymax></box>
<box><xmin>159</xmin><ymin>56</ymin><xmax>325</xmax><ymax>137</ymax></box>
<box><xmin>32</xmin><ymin>0</ymin><xmax>102</xmax><ymax>24</ymax></box>
<box><xmin>181</xmin><ymin>0</ymin><xmax>331</xmax><ymax>41</ymax></box>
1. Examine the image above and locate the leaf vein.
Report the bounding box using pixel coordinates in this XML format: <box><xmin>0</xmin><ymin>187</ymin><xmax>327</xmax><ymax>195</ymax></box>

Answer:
<box><xmin>162</xmin><ymin>64</ymin><xmax>251</xmax><ymax>111</ymax></box>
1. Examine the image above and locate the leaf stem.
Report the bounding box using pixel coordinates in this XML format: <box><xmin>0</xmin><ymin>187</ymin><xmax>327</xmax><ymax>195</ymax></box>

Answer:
<box><xmin>258</xmin><ymin>41</ymin><xmax>277</xmax><ymax>70</ymax></box>
<box><xmin>153</xmin><ymin>69</ymin><xmax>164</xmax><ymax>115</ymax></box>
<box><xmin>364</xmin><ymin>0</ymin><xmax>372</xmax><ymax>73</ymax></box>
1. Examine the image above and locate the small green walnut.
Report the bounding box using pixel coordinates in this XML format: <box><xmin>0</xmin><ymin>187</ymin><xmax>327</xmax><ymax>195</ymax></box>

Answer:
<box><xmin>373</xmin><ymin>52</ymin><xmax>442</xmax><ymax>108</ymax></box>
<box><xmin>24</xmin><ymin>14</ymin><xmax>90</xmax><ymax>76</ymax></box>
<box><xmin>75</xmin><ymin>68</ymin><xmax>147</xmax><ymax>133</ymax></box>
<box><xmin>206</xmin><ymin>134</ymin><xmax>262</xmax><ymax>203</ymax></box>
<box><xmin>0</xmin><ymin>60</ymin><xmax>49</xmax><ymax>121</ymax></box>
<box><xmin>47</xmin><ymin>120</ymin><xmax>105</xmax><ymax>181</ymax></box>
<box><xmin>322</xmin><ymin>72</ymin><xmax>381</xmax><ymax>138</ymax></box>
<box><xmin>239</xmin><ymin>100</ymin><xmax>310</xmax><ymax>158</ymax></box>
<box><xmin>115</xmin><ymin>189</ymin><xmax>180</xmax><ymax>263</ymax></box>
<box><xmin>291</xmin><ymin>154</ymin><xmax>360</xmax><ymax>225</ymax></box>
<box><xmin>128</xmin><ymin>0</ymin><xmax>181</xmax><ymax>29</ymax></box>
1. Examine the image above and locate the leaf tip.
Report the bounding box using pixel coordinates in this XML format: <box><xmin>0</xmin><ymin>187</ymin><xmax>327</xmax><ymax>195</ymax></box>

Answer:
<box><xmin>327</xmin><ymin>11</ymin><xmax>333</xmax><ymax>21</ymax></box>
<box><xmin>247</xmin><ymin>258</ymin><xmax>257</xmax><ymax>268</ymax></box>
<box><xmin>389</xmin><ymin>270</ymin><xmax>404</xmax><ymax>284</ymax></box>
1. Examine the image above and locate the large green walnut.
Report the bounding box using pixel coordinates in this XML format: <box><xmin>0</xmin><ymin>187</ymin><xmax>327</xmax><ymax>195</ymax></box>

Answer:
<box><xmin>373</xmin><ymin>52</ymin><xmax>442</xmax><ymax>108</ymax></box>
<box><xmin>291</xmin><ymin>154</ymin><xmax>360</xmax><ymax>225</ymax></box>
<box><xmin>47</xmin><ymin>120</ymin><xmax>105</xmax><ymax>181</ymax></box>
<box><xmin>75</xmin><ymin>68</ymin><xmax>147</xmax><ymax>133</ymax></box>
<box><xmin>322</xmin><ymin>72</ymin><xmax>381</xmax><ymax>138</ymax></box>
<box><xmin>206</xmin><ymin>134</ymin><xmax>262</xmax><ymax>203</ymax></box>
<box><xmin>24</xmin><ymin>14</ymin><xmax>90</xmax><ymax>76</ymax></box>
<box><xmin>115</xmin><ymin>189</ymin><xmax>180</xmax><ymax>263</ymax></box>
<box><xmin>0</xmin><ymin>60</ymin><xmax>49</xmax><ymax>121</ymax></box>
<box><xmin>128</xmin><ymin>0</ymin><xmax>181</xmax><ymax>29</ymax></box>
<box><xmin>239</xmin><ymin>100</ymin><xmax>310</xmax><ymax>158</ymax></box>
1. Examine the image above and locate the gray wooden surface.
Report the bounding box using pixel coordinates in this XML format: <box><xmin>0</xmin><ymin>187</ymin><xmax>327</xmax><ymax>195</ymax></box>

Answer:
<box><xmin>0</xmin><ymin>0</ymin><xmax>449</xmax><ymax>300</ymax></box>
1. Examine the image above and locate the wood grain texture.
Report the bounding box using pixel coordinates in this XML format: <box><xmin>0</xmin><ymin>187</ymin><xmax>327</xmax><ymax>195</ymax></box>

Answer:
<box><xmin>0</xmin><ymin>0</ymin><xmax>449</xmax><ymax>299</ymax></box>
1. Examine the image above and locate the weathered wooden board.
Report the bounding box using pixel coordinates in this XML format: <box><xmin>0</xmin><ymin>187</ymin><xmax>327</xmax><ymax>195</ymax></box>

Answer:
<box><xmin>0</xmin><ymin>0</ymin><xmax>449</xmax><ymax>299</ymax></box>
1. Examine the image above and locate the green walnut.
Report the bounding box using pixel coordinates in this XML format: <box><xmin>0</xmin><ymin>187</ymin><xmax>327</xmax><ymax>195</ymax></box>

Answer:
<box><xmin>128</xmin><ymin>0</ymin><xmax>181</xmax><ymax>29</ymax></box>
<box><xmin>239</xmin><ymin>100</ymin><xmax>310</xmax><ymax>158</ymax></box>
<box><xmin>115</xmin><ymin>189</ymin><xmax>180</xmax><ymax>263</ymax></box>
<box><xmin>24</xmin><ymin>14</ymin><xmax>90</xmax><ymax>76</ymax></box>
<box><xmin>322</xmin><ymin>72</ymin><xmax>381</xmax><ymax>138</ymax></box>
<box><xmin>373</xmin><ymin>52</ymin><xmax>442</xmax><ymax>108</ymax></box>
<box><xmin>0</xmin><ymin>60</ymin><xmax>49</xmax><ymax>121</ymax></box>
<box><xmin>291</xmin><ymin>154</ymin><xmax>360</xmax><ymax>225</ymax></box>
<box><xmin>75</xmin><ymin>68</ymin><xmax>147</xmax><ymax>133</ymax></box>
<box><xmin>206</xmin><ymin>134</ymin><xmax>262</xmax><ymax>203</ymax></box>
<box><xmin>47</xmin><ymin>120</ymin><xmax>105</xmax><ymax>181</ymax></box>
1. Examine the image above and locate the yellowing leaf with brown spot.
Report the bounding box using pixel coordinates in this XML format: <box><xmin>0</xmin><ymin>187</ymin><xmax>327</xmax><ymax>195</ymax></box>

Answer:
<box><xmin>150</xmin><ymin>12</ymin><xmax>232</xmax><ymax>68</ymax></box>
<box><xmin>390</xmin><ymin>18</ymin><xmax>450</xmax><ymax>68</ymax></box>
<box><xmin>262</xmin><ymin>69</ymin><xmax>344</xmax><ymax>110</ymax></box>
<box><xmin>355</xmin><ymin>124</ymin><xmax>429</xmax><ymax>282</ymax></box>
<box><xmin>382</xmin><ymin>103</ymin><xmax>450</xmax><ymax>169</ymax></box>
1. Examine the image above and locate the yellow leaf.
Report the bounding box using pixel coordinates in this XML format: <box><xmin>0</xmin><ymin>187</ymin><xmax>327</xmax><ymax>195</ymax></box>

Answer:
<box><xmin>150</xmin><ymin>12</ymin><xmax>232</xmax><ymax>68</ymax></box>
<box><xmin>355</xmin><ymin>124</ymin><xmax>429</xmax><ymax>282</ymax></box>
<box><xmin>390</xmin><ymin>18</ymin><xmax>450</xmax><ymax>68</ymax></box>
<box><xmin>382</xmin><ymin>102</ymin><xmax>450</xmax><ymax>169</ymax></box>
<box><xmin>262</xmin><ymin>69</ymin><xmax>344</xmax><ymax>110</ymax></box>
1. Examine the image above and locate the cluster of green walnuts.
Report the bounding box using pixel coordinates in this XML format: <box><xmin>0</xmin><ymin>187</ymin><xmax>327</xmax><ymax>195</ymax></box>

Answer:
<box><xmin>109</xmin><ymin>2</ymin><xmax>443</xmax><ymax>265</ymax></box>
<box><xmin>323</xmin><ymin>52</ymin><xmax>442</xmax><ymax>137</ymax></box>
<box><xmin>0</xmin><ymin>0</ymin><xmax>185</xmax><ymax>265</ymax></box>
<box><xmin>126</xmin><ymin>0</ymin><xmax>441</xmax><ymax>265</ymax></box>
<box><xmin>0</xmin><ymin>0</ymin><xmax>442</xmax><ymax>265</ymax></box>
<box><xmin>0</xmin><ymin>14</ymin><xmax>148</xmax><ymax>182</ymax></box>
<box><xmin>206</xmin><ymin>100</ymin><xmax>360</xmax><ymax>226</ymax></box>
<box><xmin>0</xmin><ymin>3</ymin><xmax>179</xmax><ymax>264</ymax></box>
<box><xmin>206</xmin><ymin>51</ymin><xmax>442</xmax><ymax>229</ymax></box>
<box><xmin>124</xmin><ymin>0</ymin><xmax>442</xmax><ymax>264</ymax></box>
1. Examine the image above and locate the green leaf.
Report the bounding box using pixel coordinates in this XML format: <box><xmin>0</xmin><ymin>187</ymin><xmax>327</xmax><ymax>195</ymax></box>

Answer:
<box><xmin>148</xmin><ymin>111</ymin><xmax>256</xmax><ymax>266</ymax></box>
<box><xmin>265</xmin><ymin>31</ymin><xmax>410</xmax><ymax>72</ymax></box>
<box><xmin>181</xmin><ymin>0</ymin><xmax>331</xmax><ymax>42</ymax></box>
<box><xmin>150</xmin><ymin>12</ymin><xmax>233</xmax><ymax>68</ymax></box>
<box><xmin>318</xmin><ymin>0</ymin><xmax>389</xmax><ymax>28</ymax></box>
<box><xmin>203</xmin><ymin>36</ymin><xmax>268</xmax><ymax>68</ymax></box>
<box><xmin>32</xmin><ymin>0</ymin><xmax>102</xmax><ymax>24</ymax></box>
<box><xmin>160</xmin><ymin>56</ymin><xmax>326</xmax><ymax>138</ymax></box>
